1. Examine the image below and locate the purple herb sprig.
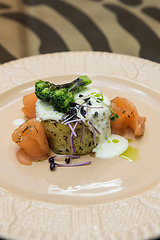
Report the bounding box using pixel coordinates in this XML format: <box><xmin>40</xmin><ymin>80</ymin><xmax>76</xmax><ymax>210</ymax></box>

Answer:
<box><xmin>48</xmin><ymin>155</ymin><xmax>91</xmax><ymax>170</ymax></box>
<box><xmin>60</xmin><ymin>95</ymin><xmax>102</xmax><ymax>156</ymax></box>
<box><xmin>52</xmin><ymin>93</ymin><xmax>104</xmax><ymax>171</ymax></box>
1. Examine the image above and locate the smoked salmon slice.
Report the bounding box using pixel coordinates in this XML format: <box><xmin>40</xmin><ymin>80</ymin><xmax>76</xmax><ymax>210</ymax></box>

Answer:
<box><xmin>110</xmin><ymin>97</ymin><xmax>146</xmax><ymax>137</ymax></box>
<box><xmin>21</xmin><ymin>92</ymin><xmax>38</xmax><ymax>118</ymax></box>
<box><xmin>12</xmin><ymin>118</ymin><xmax>50</xmax><ymax>165</ymax></box>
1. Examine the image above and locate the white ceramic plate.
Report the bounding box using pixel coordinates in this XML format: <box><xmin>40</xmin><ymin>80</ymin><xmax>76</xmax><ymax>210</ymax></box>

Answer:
<box><xmin>0</xmin><ymin>52</ymin><xmax>160</xmax><ymax>240</ymax></box>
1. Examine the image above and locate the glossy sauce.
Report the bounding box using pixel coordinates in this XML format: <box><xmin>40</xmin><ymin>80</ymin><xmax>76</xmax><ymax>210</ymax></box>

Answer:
<box><xmin>93</xmin><ymin>134</ymin><xmax>129</xmax><ymax>159</ymax></box>
<box><xmin>120</xmin><ymin>145</ymin><xmax>140</xmax><ymax>162</ymax></box>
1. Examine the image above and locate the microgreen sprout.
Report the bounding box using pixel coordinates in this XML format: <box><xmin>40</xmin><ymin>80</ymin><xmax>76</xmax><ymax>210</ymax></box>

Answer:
<box><xmin>55</xmin><ymin>161</ymin><xmax>91</xmax><ymax>167</ymax></box>
<box><xmin>69</xmin><ymin>121</ymin><xmax>78</xmax><ymax>155</ymax></box>
<box><xmin>89</xmin><ymin>91</ymin><xmax>119</xmax><ymax>121</ymax></box>
<box><xmin>48</xmin><ymin>155</ymin><xmax>91</xmax><ymax>170</ymax></box>
<box><xmin>76</xmin><ymin>91</ymin><xmax>119</xmax><ymax>122</ymax></box>
<box><xmin>65</xmin><ymin>157</ymin><xmax>70</xmax><ymax>164</ymax></box>
<box><xmin>108</xmin><ymin>107</ymin><xmax>119</xmax><ymax>121</ymax></box>
<box><xmin>57</xmin><ymin>90</ymin><xmax>119</xmax><ymax>169</ymax></box>
<box><xmin>80</xmin><ymin>106</ymin><xmax>86</xmax><ymax>117</ymax></box>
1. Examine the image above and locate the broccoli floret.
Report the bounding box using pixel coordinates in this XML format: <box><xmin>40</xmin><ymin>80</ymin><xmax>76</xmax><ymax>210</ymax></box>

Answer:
<box><xmin>35</xmin><ymin>76</ymin><xmax>92</xmax><ymax>113</ymax></box>
<box><xmin>50</xmin><ymin>88</ymin><xmax>74</xmax><ymax>113</ymax></box>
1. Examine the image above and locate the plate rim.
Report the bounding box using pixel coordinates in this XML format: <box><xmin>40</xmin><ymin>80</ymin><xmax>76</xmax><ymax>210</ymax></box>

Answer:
<box><xmin>0</xmin><ymin>51</ymin><xmax>160</xmax><ymax>240</ymax></box>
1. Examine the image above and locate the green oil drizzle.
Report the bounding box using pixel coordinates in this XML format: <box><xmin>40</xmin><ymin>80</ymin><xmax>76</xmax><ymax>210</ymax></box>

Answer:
<box><xmin>112</xmin><ymin>139</ymin><xmax>119</xmax><ymax>143</ymax></box>
<box><xmin>120</xmin><ymin>145</ymin><xmax>140</xmax><ymax>162</ymax></box>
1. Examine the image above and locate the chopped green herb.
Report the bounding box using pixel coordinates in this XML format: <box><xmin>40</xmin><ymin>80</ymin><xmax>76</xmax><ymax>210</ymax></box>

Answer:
<box><xmin>97</xmin><ymin>96</ymin><xmax>103</xmax><ymax>101</ymax></box>
<box><xmin>22</xmin><ymin>126</ymin><xmax>29</xmax><ymax>133</ymax></box>
<box><xmin>34</xmin><ymin>126</ymin><xmax>38</xmax><ymax>133</ymax></box>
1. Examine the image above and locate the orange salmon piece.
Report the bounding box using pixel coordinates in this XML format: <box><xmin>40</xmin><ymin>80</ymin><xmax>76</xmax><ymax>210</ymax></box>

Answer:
<box><xmin>12</xmin><ymin>118</ymin><xmax>50</xmax><ymax>165</ymax></box>
<box><xmin>16</xmin><ymin>148</ymin><xmax>32</xmax><ymax>165</ymax></box>
<box><xmin>21</xmin><ymin>92</ymin><xmax>38</xmax><ymax>118</ymax></box>
<box><xmin>110</xmin><ymin>97</ymin><xmax>146</xmax><ymax>137</ymax></box>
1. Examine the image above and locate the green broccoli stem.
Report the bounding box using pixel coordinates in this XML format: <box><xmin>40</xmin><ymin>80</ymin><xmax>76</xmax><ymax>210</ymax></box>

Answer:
<box><xmin>67</xmin><ymin>76</ymin><xmax>92</xmax><ymax>92</ymax></box>
<box><xmin>35</xmin><ymin>76</ymin><xmax>92</xmax><ymax>113</ymax></box>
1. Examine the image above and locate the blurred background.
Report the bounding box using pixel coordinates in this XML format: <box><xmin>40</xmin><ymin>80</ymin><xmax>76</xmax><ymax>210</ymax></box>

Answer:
<box><xmin>0</xmin><ymin>0</ymin><xmax>159</xmax><ymax>64</ymax></box>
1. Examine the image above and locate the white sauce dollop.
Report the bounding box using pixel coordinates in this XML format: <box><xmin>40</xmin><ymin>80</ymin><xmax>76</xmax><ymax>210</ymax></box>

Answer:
<box><xmin>93</xmin><ymin>134</ymin><xmax>129</xmax><ymax>159</ymax></box>
<box><xmin>13</xmin><ymin>119</ymin><xmax>25</xmax><ymax>127</ymax></box>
